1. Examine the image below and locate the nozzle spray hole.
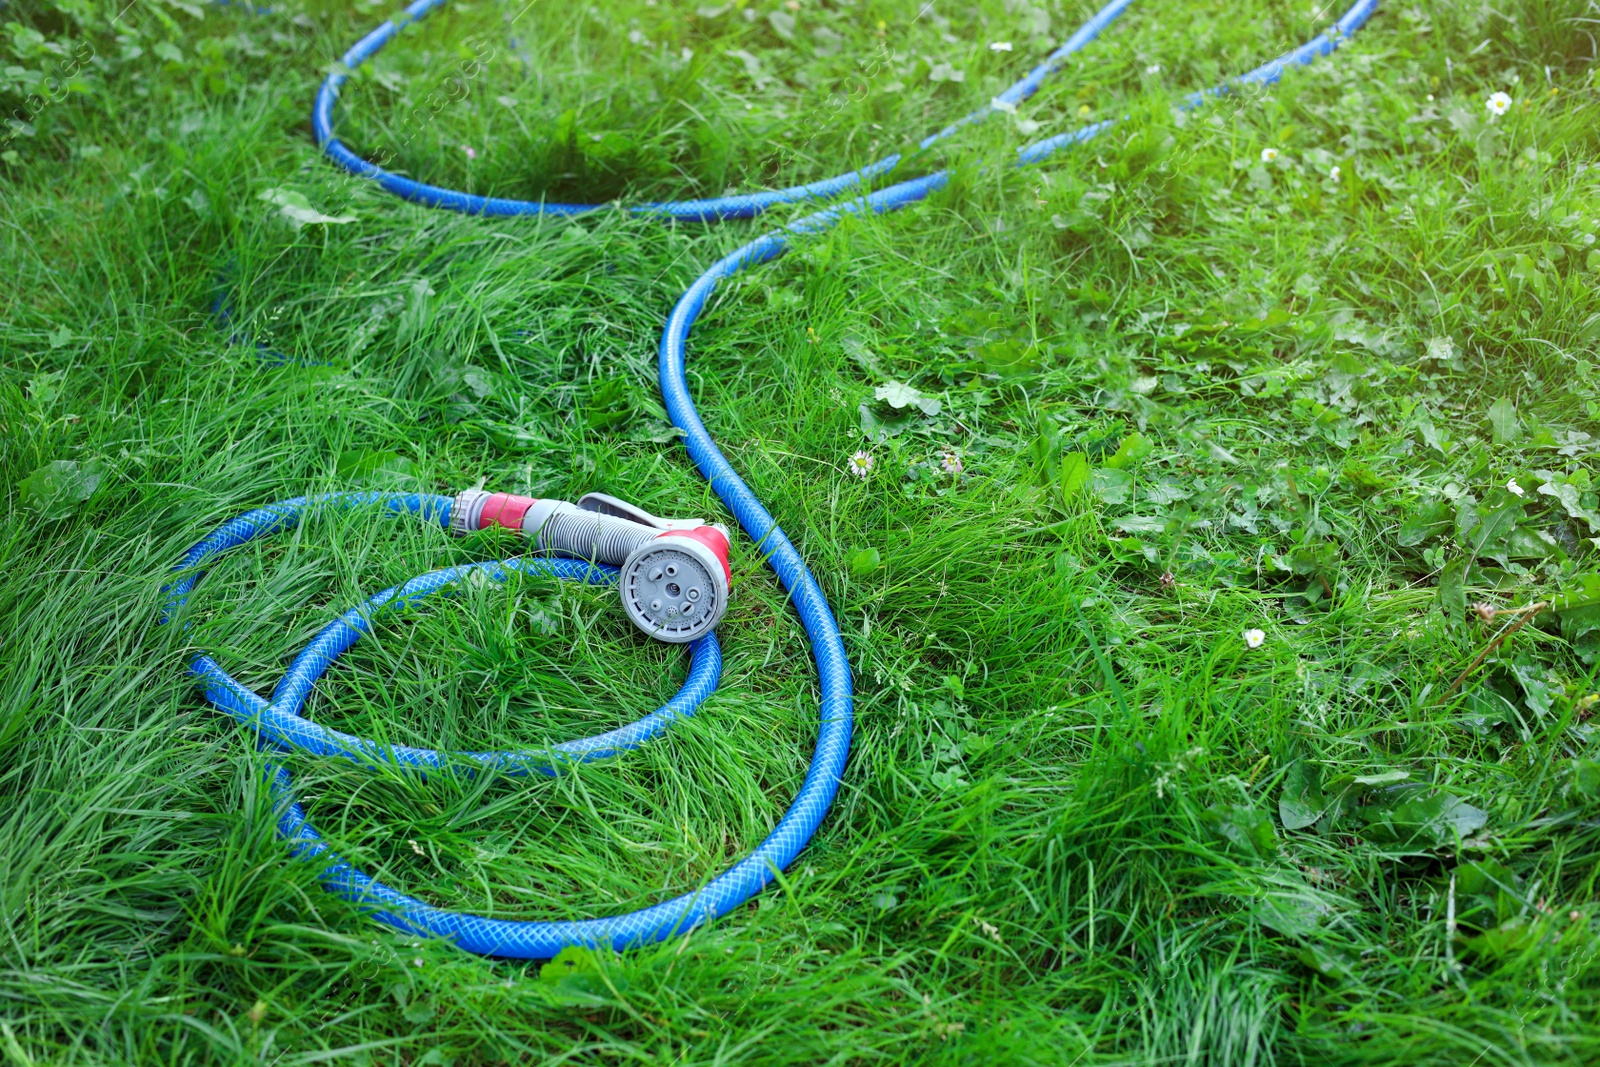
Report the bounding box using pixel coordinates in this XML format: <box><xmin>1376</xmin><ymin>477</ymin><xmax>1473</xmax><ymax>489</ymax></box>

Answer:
<box><xmin>665</xmin><ymin>564</ymin><xmax>678</xmax><ymax>577</ymax></box>
<box><xmin>649</xmin><ymin>568</ymin><xmax>664</xmax><ymax>582</ymax></box>
<box><xmin>687</xmin><ymin>588</ymin><xmax>700</xmax><ymax>601</ymax></box>
<box><xmin>665</xmin><ymin>582</ymin><xmax>681</xmax><ymax>597</ymax></box>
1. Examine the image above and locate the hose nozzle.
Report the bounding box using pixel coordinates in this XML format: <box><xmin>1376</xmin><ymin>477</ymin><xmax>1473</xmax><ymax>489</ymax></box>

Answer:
<box><xmin>450</xmin><ymin>488</ymin><xmax>730</xmax><ymax>643</ymax></box>
<box><xmin>617</xmin><ymin>525</ymin><xmax>731</xmax><ymax>642</ymax></box>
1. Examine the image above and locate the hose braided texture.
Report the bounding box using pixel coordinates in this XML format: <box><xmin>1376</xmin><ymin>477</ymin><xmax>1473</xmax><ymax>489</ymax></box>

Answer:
<box><xmin>176</xmin><ymin>0</ymin><xmax>1381</xmax><ymax>957</ymax></box>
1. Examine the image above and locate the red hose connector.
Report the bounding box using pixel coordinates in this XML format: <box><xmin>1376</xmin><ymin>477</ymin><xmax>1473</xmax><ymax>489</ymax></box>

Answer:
<box><xmin>450</xmin><ymin>489</ymin><xmax>539</xmax><ymax>535</ymax></box>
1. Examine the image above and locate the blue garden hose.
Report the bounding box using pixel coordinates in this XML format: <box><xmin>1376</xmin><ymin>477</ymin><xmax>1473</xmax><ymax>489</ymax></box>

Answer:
<box><xmin>178</xmin><ymin>0</ymin><xmax>1381</xmax><ymax>957</ymax></box>
<box><xmin>312</xmin><ymin>0</ymin><xmax>1140</xmax><ymax>220</ymax></box>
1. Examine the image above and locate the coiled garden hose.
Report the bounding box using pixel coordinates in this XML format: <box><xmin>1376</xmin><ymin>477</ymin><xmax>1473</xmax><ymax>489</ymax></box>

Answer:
<box><xmin>174</xmin><ymin>0</ymin><xmax>1381</xmax><ymax>957</ymax></box>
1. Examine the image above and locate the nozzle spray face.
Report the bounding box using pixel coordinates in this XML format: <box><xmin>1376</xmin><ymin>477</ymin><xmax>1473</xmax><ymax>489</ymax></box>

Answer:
<box><xmin>619</xmin><ymin>529</ymin><xmax>731</xmax><ymax>643</ymax></box>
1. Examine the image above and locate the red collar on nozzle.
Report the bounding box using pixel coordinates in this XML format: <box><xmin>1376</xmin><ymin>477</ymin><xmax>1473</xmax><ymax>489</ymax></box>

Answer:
<box><xmin>656</xmin><ymin>526</ymin><xmax>732</xmax><ymax>585</ymax></box>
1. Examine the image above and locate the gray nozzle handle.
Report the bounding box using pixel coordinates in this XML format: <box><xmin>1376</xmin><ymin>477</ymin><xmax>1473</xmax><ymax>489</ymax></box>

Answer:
<box><xmin>576</xmin><ymin>492</ymin><xmax>707</xmax><ymax>531</ymax></box>
<box><xmin>523</xmin><ymin>499</ymin><xmax>658</xmax><ymax>566</ymax></box>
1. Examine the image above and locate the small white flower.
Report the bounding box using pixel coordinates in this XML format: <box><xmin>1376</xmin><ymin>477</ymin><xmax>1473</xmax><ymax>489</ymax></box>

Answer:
<box><xmin>1244</xmin><ymin>628</ymin><xmax>1266</xmax><ymax>649</ymax></box>
<box><xmin>989</xmin><ymin>41</ymin><xmax>1013</xmax><ymax>52</ymax></box>
<box><xmin>939</xmin><ymin>450</ymin><xmax>963</xmax><ymax>475</ymax></box>
<box><xmin>1507</xmin><ymin>478</ymin><xmax>1525</xmax><ymax>497</ymax></box>
<box><xmin>1145</xmin><ymin>63</ymin><xmax>1161</xmax><ymax>74</ymax></box>
<box><xmin>989</xmin><ymin>96</ymin><xmax>1018</xmax><ymax>114</ymax></box>
<box><xmin>847</xmin><ymin>450</ymin><xmax>875</xmax><ymax>478</ymax></box>
<box><xmin>1486</xmin><ymin>91</ymin><xmax>1512</xmax><ymax>117</ymax></box>
<box><xmin>1260</xmin><ymin>147</ymin><xmax>1279</xmax><ymax>163</ymax></box>
<box><xmin>461</xmin><ymin>145</ymin><xmax>477</xmax><ymax>160</ymax></box>
<box><xmin>1329</xmin><ymin>165</ymin><xmax>1341</xmax><ymax>181</ymax></box>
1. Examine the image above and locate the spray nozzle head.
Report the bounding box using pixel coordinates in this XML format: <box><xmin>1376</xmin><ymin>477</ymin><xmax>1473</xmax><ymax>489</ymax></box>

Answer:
<box><xmin>619</xmin><ymin>527</ymin><xmax>731</xmax><ymax>643</ymax></box>
<box><xmin>452</xmin><ymin>487</ymin><xmax>731</xmax><ymax>643</ymax></box>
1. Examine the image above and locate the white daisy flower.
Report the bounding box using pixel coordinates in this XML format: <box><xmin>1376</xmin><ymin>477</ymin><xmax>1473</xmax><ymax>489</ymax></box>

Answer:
<box><xmin>1507</xmin><ymin>478</ymin><xmax>1525</xmax><ymax>497</ymax></box>
<box><xmin>939</xmin><ymin>450</ymin><xmax>963</xmax><ymax>475</ymax></box>
<box><xmin>1260</xmin><ymin>147</ymin><xmax>1279</xmax><ymax>163</ymax></box>
<box><xmin>989</xmin><ymin>41</ymin><xmax>1013</xmax><ymax>52</ymax></box>
<box><xmin>847</xmin><ymin>450</ymin><xmax>875</xmax><ymax>478</ymax></box>
<box><xmin>1244</xmin><ymin>628</ymin><xmax>1266</xmax><ymax>649</ymax></box>
<box><xmin>1329</xmin><ymin>165</ymin><xmax>1341</xmax><ymax>181</ymax></box>
<box><xmin>1486</xmin><ymin>91</ymin><xmax>1512</xmax><ymax>117</ymax></box>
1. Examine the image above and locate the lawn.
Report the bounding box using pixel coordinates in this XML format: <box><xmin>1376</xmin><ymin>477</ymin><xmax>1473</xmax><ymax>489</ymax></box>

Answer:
<box><xmin>3</xmin><ymin>0</ymin><xmax>1600</xmax><ymax>1063</ymax></box>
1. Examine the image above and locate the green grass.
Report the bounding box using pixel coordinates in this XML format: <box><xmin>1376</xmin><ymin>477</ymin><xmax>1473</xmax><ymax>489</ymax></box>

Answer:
<box><xmin>4</xmin><ymin>0</ymin><xmax>1600</xmax><ymax>1062</ymax></box>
